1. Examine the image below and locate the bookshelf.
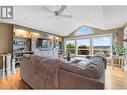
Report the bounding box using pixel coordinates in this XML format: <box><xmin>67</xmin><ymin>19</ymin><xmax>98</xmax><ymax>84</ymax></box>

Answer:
<box><xmin>13</xmin><ymin>29</ymin><xmax>33</xmax><ymax>68</ymax></box>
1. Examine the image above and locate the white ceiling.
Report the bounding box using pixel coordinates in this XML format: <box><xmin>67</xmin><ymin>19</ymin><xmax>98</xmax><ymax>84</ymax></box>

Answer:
<box><xmin>1</xmin><ymin>6</ymin><xmax>127</xmax><ymax>36</ymax></box>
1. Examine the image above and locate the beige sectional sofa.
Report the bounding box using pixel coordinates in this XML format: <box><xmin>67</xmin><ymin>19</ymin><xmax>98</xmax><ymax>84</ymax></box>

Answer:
<box><xmin>20</xmin><ymin>54</ymin><xmax>105</xmax><ymax>89</ymax></box>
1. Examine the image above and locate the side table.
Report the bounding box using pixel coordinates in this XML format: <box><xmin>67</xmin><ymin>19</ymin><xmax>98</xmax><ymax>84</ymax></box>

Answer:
<box><xmin>112</xmin><ymin>55</ymin><xmax>125</xmax><ymax>70</ymax></box>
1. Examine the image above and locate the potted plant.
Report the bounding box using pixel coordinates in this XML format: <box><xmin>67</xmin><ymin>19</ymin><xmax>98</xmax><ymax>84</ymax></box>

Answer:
<box><xmin>112</xmin><ymin>42</ymin><xmax>118</xmax><ymax>55</ymax></box>
<box><xmin>113</xmin><ymin>43</ymin><xmax>127</xmax><ymax>72</ymax></box>
<box><xmin>114</xmin><ymin>44</ymin><xmax>127</xmax><ymax>56</ymax></box>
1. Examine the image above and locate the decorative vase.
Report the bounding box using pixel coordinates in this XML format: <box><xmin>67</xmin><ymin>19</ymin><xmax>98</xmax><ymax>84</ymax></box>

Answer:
<box><xmin>67</xmin><ymin>56</ymin><xmax>71</xmax><ymax>61</ymax></box>
<box><xmin>67</xmin><ymin>52</ymin><xmax>71</xmax><ymax>61</ymax></box>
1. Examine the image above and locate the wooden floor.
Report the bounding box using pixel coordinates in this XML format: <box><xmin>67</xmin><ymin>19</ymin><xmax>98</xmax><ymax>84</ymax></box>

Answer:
<box><xmin>0</xmin><ymin>65</ymin><xmax>127</xmax><ymax>89</ymax></box>
<box><xmin>0</xmin><ymin>70</ymin><xmax>30</xmax><ymax>89</ymax></box>
<box><xmin>105</xmin><ymin>65</ymin><xmax>127</xmax><ymax>89</ymax></box>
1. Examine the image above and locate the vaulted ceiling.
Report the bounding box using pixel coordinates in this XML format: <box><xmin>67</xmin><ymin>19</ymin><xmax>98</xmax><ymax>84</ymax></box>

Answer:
<box><xmin>0</xmin><ymin>6</ymin><xmax>127</xmax><ymax>36</ymax></box>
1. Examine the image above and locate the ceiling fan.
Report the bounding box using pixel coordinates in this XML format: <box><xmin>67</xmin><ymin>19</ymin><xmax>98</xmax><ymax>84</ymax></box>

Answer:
<box><xmin>43</xmin><ymin>5</ymin><xmax>72</xmax><ymax>19</ymax></box>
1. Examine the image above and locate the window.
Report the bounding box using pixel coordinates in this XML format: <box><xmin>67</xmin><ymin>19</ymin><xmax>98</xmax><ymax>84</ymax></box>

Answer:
<box><xmin>92</xmin><ymin>36</ymin><xmax>111</xmax><ymax>57</ymax></box>
<box><xmin>75</xmin><ymin>27</ymin><xmax>93</xmax><ymax>36</ymax></box>
<box><xmin>65</xmin><ymin>35</ymin><xmax>112</xmax><ymax>57</ymax></box>
<box><xmin>65</xmin><ymin>40</ymin><xmax>75</xmax><ymax>54</ymax></box>
<box><xmin>77</xmin><ymin>39</ymin><xmax>90</xmax><ymax>55</ymax></box>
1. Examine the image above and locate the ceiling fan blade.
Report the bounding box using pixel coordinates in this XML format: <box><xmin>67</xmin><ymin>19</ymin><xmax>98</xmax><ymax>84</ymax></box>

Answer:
<box><xmin>45</xmin><ymin>16</ymin><xmax>55</xmax><ymax>19</ymax></box>
<box><xmin>57</xmin><ymin>5</ymin><xmax>67</xmax><ymax>15</ymax></box>
<box><xmin>43</xmin><ymin>7</ymin><xmax>55</xmax><ymax>14</ymax></box>
<box><xmin>59</xmin><ymin>15</ymin><xmax>72</xmax><ymax>18</ymax></box>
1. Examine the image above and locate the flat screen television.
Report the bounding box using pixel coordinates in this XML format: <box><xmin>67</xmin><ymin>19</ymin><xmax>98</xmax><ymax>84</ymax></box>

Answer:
<box><xmin>37</xmin><ymin>38</ymin><xmax>52</xmax><ymax>48</ymax></box>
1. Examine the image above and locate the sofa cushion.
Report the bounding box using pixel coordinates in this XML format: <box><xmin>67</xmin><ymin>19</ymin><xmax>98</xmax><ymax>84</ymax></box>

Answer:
<box><xmin>84</xmin><ymin>56</ymin><xmax>105</xmax><ymax>78</ymax></box>
<box><xmin>89</xmin><ymin>53</ymin><xmax>107</xmax><ymax>69</ymax></box>
<box><xmin>60</xmin><ymin>55</ymin><xmax>106</xmax><ymax>78</ymax></box>
<box><xmin>60</xmin><ymin>63</ymin><xmax>96</xmax><ymax>78</ymax></box>
<box><xmin>77</xmin><ymin>59</ymin><xmax>89</xmax><ymax>66</ymax></box>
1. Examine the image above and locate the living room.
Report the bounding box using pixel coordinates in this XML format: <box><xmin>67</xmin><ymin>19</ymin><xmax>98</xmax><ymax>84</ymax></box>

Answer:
<box><xmin>0</xmin><ymin>6</ymin><xmax>127</xmax><ymax>90</ymax></box>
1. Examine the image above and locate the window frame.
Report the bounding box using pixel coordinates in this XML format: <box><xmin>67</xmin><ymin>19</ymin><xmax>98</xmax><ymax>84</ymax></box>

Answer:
<box><xmin>76</xmin><ymin>38</ymin><xmax>90</xmax><ymax>55</ymax></box>
<box><xmin>74</xmin><ymin>26</ymin><xmax>93</xmax><ymax>36</ymax></box>
<box><xmin>65</xmin><ymin>40</ymin><xmax>76</xmax><ymax>55</ymax></box>
<box><xmin>91</xmin><ymin>35</ymin><xmax>112</xmax><ymax>58</ymax></box>
<box><xmin>65</xmin><ymin>34</ymin><xmax>112</xmax><ymax>58</ymax></box>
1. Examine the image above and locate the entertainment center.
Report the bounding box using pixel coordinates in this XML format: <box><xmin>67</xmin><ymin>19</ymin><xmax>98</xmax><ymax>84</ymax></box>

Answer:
<box><xmin>13</xmin><ymin>25</ymin><xmax>62</xmax><ymax>69</ymax></box>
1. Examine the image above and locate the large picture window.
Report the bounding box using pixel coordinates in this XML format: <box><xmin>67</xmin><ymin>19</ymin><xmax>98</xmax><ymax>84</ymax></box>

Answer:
<box><xmin>77</xmin><ymin>39</ymin><xmax>90</xmax><ymax>55</ymax></box>
<box><xmin>92</xmin><ymin>36</ymin><xmax>111</xmax><ymax>57</ymax></box>
<box><xmin>65</xmin><ymin>40</ymin><xmax>75</xmax><ymax>54</ymax></box>
<box><xmin>65</xmin><ymin>35</ymin><xmax>112</xmax><ymax>57</ymax></box>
